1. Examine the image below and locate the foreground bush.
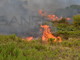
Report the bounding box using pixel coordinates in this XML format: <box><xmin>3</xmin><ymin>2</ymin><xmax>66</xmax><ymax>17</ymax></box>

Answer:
<box><xmin>0</xmin><ymin>35</ymin><xmax>80</xmax><ymax>60</ymax></box>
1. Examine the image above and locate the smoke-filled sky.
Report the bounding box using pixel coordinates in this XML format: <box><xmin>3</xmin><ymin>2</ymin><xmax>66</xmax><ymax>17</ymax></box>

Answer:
<box><xmin>0</xmin><ymin>0</ymin><xmax>80</xmax><ymax>16</ymax></box>
<box><xmin>0</xmin><ymin>0</ymin><xmax>80</xmax><ymax>36</ymax></box>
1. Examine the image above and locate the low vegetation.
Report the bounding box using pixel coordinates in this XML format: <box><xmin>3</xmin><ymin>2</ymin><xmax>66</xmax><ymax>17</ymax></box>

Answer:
<box><xmin>0</xmin><ymin>35</ymin><xmax>80</xmax><ymax>60</ymax></box>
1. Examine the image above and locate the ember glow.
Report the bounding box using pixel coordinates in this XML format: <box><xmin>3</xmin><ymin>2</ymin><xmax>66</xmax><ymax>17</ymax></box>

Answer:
<box><xmin>26</xmin><ymin>37</ymin><xmax>33</xmax><ymax>41</ymax></box>
<box><xmin>41</xmin><ymin>25</ymin><xmax>62</xmax><ymax>43</ymax></box>
<box><xmin>22</xmin><ymin>37</ymin><xmax>33</xmax><ymax>42</ymax></box>
<box><xmin>38</xmin><ymin>10</ymin><xmax>46</xmax><ymax>16</ymax></box>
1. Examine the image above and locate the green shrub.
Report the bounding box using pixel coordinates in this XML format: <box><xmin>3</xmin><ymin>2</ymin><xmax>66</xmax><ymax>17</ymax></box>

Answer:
<box><xmin>0</xmin><ymin>35</ymin><xmax>80</xmax><ymax>60</ymax></box>
<box><xmin>73</xmin><ymin>14</ymin><xmax>80</xmax><ymax>27</ymax></box>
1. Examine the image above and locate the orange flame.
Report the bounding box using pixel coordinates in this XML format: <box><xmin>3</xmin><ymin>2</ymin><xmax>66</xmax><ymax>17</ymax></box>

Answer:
<box><xmin>38</xmin><ymin>10</ymin><xmax>70</xmax><ymax>21</ymax></box>
<box><xmin>22</xmin><ymin>37</ymin><xmax>33</xmax><ymax>42</ymax></box>
<box><xmin>38</xmin><ymin>10</ymin><xmax>46</xmax><ymax>16</ymax></box>
<box><xmin>26</xmin><ymin>37</ymin><xmax>33</xmax><ymax>41</ymax></box>
<box><xmin>41</xmin><ymin>25</ymin><xmax>62</xmax><ymax>43</ymax></box>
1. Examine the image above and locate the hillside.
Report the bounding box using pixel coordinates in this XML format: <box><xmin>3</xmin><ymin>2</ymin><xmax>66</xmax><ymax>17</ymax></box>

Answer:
<box><xmin>55</xmin><ymin>5</ymin><xmax>80</xmax><ymax>17</ymax></box>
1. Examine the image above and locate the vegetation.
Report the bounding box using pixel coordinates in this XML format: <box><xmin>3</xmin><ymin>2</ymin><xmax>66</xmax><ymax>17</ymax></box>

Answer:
<box><xmin>0</xmin><ymin>35</ymin><xmax>80</xmax><ymax>60</ymax></box>
<box><xmin>55</xmin><ymin>5</ymin><xmax>80</xmax><ymax>17</ymax></box>
<box><xmin>73</xmin><ymin>15</ymin><xmax>80</xmax><ymax>28</ymax></box>
<box><xmin>50</xmin><ymin>15</ymin><xmax>80</xmax><ymax>39</ymax></box>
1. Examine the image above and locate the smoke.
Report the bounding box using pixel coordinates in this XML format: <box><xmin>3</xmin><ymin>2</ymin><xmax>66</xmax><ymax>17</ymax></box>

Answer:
<box><xmin>0</xmin><ymin>0</ymin><xmax>80</xmax><ymax>36</ymax></box>
<box><xmin>0</xmin><ymin>0</ymin><xmax>80</xmax><ymax>16</ymax></box>
<box><xmin>28</xmin><ymin>0</ymin><xmax>66</xmax><ymax>12</ymax></box>
<box><xmin>0</xmin><ymin>0</ymin><xmax>80</xmax><ymax>19</ymax></box>
<box><xmin>28</xmin><ymin>0</ymin><xmax>80</xmax><ymax>12</ymax></box>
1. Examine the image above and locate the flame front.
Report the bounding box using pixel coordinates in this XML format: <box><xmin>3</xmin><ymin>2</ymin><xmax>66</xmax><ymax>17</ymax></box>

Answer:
<box><xmin>41</xmin><ymin>25</ymin><xmax>62</xmax><ymax>43</ymax></box>
<box><xmin>38</xmin><ymin>10</ymin><xmax>70</xmax><ymax>21</ymax></box>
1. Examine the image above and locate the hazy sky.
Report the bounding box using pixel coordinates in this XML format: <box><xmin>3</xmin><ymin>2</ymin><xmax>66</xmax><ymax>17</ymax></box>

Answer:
<box><xmin>0</xmin><ymin>0</ymin><xmax>80</xmax><ymax>35</ymax></box>
<box><xmin>0</xmin><ymin>0</ymin><xmax>80</xmax><ymax>23</ymax></box>
<box><xmin>0</xmin><ymin>0</ymin><xmax>80</xmax><ymax>15</ymax></box>
<box><xmin>27</xmin><ymin>0</ymin><xmax>80</xmax><ymax>12</ymax></box>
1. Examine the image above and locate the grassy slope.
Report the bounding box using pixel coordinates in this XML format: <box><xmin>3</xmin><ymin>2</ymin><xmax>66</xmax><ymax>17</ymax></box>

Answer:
<box><xmin>0</xmin><ymin>35</ymin><xmax>80</xmax><ymax>60</ymax></box>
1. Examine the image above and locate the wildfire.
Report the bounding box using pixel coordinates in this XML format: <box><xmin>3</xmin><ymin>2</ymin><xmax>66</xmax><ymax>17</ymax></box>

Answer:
<box><xmin>38</xmin><ymin>10</ymin><xmax>71</xmax><ymax>43</ymax></box>
<box><xmin>38</xmin><ymin>10</ymin><xmax>70</xmax><ymax>21</ymax></box>
<box><xmin>22</xmin><ymin>37</ymin><xmax>33</xmax><ymax>42</ymax></box>
<box><xmin>41</xmin><ymin>25</ymin><xmax>62</xmax><ymax>43</ymax></box>
<box><xmin>22</xmin><ymin>10</ymin><xmax>66</xmax><ymax>43</ymax></box>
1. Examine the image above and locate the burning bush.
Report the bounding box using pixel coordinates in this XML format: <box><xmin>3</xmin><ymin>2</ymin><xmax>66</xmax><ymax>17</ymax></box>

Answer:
<box><xmin>40</xmin><ymin>25</ymin><xmax>62</xmax><ymax>43</ymax></box>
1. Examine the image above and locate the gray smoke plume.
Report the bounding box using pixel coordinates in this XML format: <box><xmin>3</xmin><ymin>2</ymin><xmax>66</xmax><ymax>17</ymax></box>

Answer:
<box><xmin>0</xmin><ymin>0</ymin><xmax>80</xmax><ymax>37</ymax></box>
